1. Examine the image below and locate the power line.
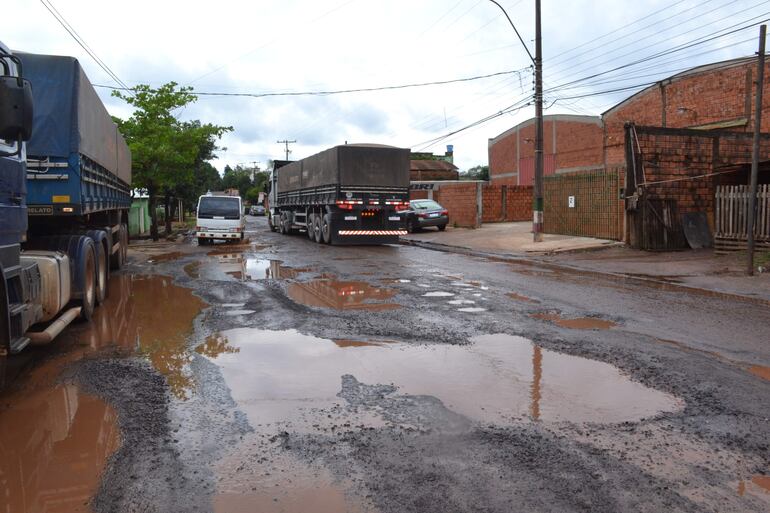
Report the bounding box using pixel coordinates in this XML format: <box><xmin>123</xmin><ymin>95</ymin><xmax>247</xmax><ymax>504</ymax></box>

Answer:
<box><xmin>39</xmin><ymin>0</ymin><xmax>132</xmax><ymax>94</ymax></box>
<box><xmin>94</xmin><ymin>67</ymin><xmax>531</xmax><ymax>99</ymax></box>
<box><xmin>544</xmin><ymin>13</ymin><xmax>769</xmax><ymax>96</ymax></box>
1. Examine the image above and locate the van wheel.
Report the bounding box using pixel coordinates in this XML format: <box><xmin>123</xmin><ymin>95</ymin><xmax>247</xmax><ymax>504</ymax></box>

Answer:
<box><xmin>321</xmin><ymin>214</ymin><xmax>332</xmax><ymax>244</ymax></box>
<box><xmin>198</xmin><ymin>237</ymin><xmax>209</xmax><ymax>246</ymax></box>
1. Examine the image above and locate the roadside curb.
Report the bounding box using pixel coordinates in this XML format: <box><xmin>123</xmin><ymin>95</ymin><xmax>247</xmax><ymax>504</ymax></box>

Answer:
<box><xmin>399</xmin><ymin>238</ymin><xmax>770</xmax><ymax>308</ymax></box>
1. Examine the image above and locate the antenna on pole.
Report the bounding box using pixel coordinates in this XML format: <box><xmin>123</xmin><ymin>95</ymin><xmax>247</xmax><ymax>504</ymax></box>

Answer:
<box><xmin>277</xmin><ymin>140</ymin><xmax>297</xmax><ymax>161</ymax></box>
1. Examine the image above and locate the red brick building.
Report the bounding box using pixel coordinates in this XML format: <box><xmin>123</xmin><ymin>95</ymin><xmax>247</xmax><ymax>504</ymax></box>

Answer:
<box><xmin>410</xmin><ymin>159</ymin><xmax>459</xmax><ymax>181</ymax></box>
<box><xmin>485</xmin><ymin>56</ymin><xmax>770</xmax><ymax>246</ymax></box>
<box><xmin>488</xmin><ymin>114</ymin><xmax>604</xmax><ymax>185</ymax></box>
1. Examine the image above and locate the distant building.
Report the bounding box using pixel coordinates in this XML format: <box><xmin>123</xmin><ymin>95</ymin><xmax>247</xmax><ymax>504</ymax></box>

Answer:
<box><xmin>410</xmin><ymin>145</ymin><xmax>459</xmax><ymax>181</ymax></box>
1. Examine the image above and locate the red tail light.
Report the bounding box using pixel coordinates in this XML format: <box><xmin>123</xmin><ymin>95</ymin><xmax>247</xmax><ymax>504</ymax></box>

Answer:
<box><xmin>441</xmin><ymin>210</ymin><xmax>448</xmax><ymax>216</ymax></box>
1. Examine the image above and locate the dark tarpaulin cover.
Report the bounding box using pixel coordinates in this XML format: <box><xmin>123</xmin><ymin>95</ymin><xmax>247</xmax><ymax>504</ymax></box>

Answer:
<box><xmin>17</xmin><ymin>52</ymin><xmax>131</xmax><ymax>185</ymax></box>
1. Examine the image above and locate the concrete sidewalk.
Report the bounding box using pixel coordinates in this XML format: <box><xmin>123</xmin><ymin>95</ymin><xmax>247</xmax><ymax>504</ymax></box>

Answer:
<box><xmin>401</xmin><ymin>222</ymin><xmax>770</xmax><ymax>304</ymax></box>
<box><xmin>401</xmin><ymin>222</ymin><xmax>619</xmax><ymax>255</ymax></box>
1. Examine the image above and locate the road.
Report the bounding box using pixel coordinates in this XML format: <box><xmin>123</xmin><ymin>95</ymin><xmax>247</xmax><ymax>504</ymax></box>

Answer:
<box><xmin>1</xmin><ymin>214</ymin><xmax>769</xmax><ymax>513</ymax></box>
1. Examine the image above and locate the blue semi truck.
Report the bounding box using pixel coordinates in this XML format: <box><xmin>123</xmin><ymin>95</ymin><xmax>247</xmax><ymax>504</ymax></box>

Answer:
<box><xmin>0</xmin><ymin>44</ymin><xmax>131</xmax><ymax>365</ymax></box>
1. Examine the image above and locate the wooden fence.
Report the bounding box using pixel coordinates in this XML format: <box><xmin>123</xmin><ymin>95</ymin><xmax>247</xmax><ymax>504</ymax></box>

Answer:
<box><xmin>715</xmin><ymin>184</ymin><xmax>770</xmax><ymax>253</ymax></box>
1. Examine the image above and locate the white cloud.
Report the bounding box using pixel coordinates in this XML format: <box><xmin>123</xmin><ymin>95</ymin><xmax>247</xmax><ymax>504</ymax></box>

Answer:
<box><xmin>5</xmin><ymin>0</ymin><xmax>763</xmax><ymax>173</ymax></box>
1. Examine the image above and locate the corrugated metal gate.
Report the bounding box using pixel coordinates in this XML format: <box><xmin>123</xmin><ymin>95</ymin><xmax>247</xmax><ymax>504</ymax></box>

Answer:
<box><xmin>543</xmin><ymin>169</ymin><xmax>622</xmax><ymax>240</ymax></box>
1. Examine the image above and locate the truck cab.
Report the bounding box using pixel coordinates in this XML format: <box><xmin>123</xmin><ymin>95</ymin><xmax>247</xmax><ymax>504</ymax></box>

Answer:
<box><xmin>195</xmin><ymin>193</ymin><xmax>244</xmax><ymax>245</ymax></box>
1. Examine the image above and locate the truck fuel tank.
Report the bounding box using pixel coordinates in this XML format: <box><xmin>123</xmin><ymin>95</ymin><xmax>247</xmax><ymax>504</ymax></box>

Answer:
<box><xmin>20</xmin><ymin>251</ymin><xmax>71</xmax><ymax>323</ymax></box>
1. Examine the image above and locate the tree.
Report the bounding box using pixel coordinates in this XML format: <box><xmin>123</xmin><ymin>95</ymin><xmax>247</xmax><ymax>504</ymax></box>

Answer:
<box><xmin>462</xmin><ymin>165</ymin><xmax>489</xmax><ymax>181</ymax></box>
<box><xmin>112</xmin><ymin>83</ymin><xmax>231</xmax><ymax>239</ymax></box>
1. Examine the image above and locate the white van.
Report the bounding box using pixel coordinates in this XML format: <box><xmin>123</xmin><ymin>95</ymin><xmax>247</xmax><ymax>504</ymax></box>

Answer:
<box><xmin>195</xmin><ymin>194</ymin><xmax>245</xmax><ymax>245</ymax></box>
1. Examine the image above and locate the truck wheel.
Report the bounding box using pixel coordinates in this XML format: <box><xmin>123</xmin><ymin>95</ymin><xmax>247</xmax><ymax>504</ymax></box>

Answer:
<box><xmin>313</xmin><ymin>216</ymin><xmax>323</xmax><ymax>244</ymax></box>
<box><xmin>268</xmin><ymin>214</ymin><xmax>275</xmax><ymax>232</ymax></box>
<box><xmin>77</xmin><ymin>240</ymin><xmax>97</xmax><ymax>321</ymax></box>
<box><xmin>307</xmin><ymin>214</ymin><xmax>316</xmax><ymax>241</ymax></box>
<box><xmin>109</xmin><ymin>224</ymin><xmax>128</xmax><ymax>270</ymax></box>
<box><xmin>86</xmin><ymin>230</ymin><xmax>109</xmax><ymax>304</ymax></box>
<box><xmin>321</xmin><ymin>214</ymin><xmax>333</xmax><ymax>244</ymax></box>
<box><xmin>279</xmin><ymin>213</ymin><xmax>288</xmax><ymax>235</ymax></box>
<box><xmin>198</xmin><ymin>237</ymin><xmax>209</xmax><ymax>246</ymax></box>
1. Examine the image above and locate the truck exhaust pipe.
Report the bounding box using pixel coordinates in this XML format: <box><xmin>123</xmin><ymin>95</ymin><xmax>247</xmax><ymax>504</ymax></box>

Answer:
<box><xmin>26</xmin><ymin>306</ymin><xmax>82</xmax><ymax>345</ymax></box>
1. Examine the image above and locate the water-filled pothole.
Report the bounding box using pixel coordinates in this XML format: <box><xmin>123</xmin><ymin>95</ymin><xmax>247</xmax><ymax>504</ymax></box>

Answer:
<box><xmin>287</xmin><ymin>280</ymin><xmax>399</xmax><ymax>311</ymax></box>
<box><xmin>200</xmin><ymin>330</ymin><xmax>682</xmax><ymax>429</ymax></box>
<box><xmin>532</xmin><ymin>312</ymin><xmax>617</xmax><ymax>330</ymax></box>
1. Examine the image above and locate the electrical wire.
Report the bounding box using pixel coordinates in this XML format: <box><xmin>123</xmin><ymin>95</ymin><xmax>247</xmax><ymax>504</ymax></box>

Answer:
<box><xmin>94</xmin><ymin>67</ymin><xmax>531</xmax><ymax>98</ymax></box>
<box><xmin>39</xmin><ymin>0</ymin><xmax>132</xmax><ymax>94</ymax></box>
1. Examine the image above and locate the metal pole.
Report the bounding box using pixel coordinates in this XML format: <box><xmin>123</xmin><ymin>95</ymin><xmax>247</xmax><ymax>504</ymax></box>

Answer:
<box><xmin>747</xmin><ymin>24</ymin><xmax>766</xmax><ymax>276</ymax></box>
<box><xmin>533</xmin><ymin>0</ymin><xmax>544</xmax><ymax>242</ymax></box>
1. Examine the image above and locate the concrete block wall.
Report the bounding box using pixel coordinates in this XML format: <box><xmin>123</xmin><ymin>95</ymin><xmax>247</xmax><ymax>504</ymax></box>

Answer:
<box><xmin>410</xmin><ymin>182</ymin><xmax>532</xmax><ymax>228</ymax></box>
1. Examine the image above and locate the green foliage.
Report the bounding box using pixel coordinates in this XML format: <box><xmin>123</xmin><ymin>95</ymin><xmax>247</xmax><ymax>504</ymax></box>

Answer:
<box><xmin>112</xmin><ymin>82</ymin><xmax>232</xmax><ymax>238</ymax></box>
<box><xmin>462</xmin><ymin>165</ymin><xmax>489</xmax><ymax>181</ymax></box>
<box><xmin>223</xmin><ymin>165</ymin><xmax>269</xmax><ymax>199</ymax></box>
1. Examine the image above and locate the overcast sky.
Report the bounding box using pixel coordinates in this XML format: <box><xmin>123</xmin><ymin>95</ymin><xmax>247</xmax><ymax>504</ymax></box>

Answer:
<box><xmin>5</xmin><ymin>0</ymin><xmax>766</xmax><ymax>172</ymax></box>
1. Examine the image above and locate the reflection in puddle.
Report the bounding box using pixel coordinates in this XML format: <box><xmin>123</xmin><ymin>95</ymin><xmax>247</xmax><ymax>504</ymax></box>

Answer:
<box><xmin>196</xmin><ymin>333</ymin><xmax>240</xmax><ymax>357</ymax></box>
<box><xmin>458</xmin><ymin>307</ymin><xmax>487</xmax><ymax>313</ymax></box>
<box><xmin>213</xmin><ymin>449</ymin><xmax>374</xmax><ymax>513</ymax></box>
<box><xmin>183</xmin><ymin>261</ymin><xmax>201</xmax><ymax>278</ymax></box>
<box><xmin>738</xmin><ymin>475</ymin><xmax>770</xmax><ymax>502</ymax></box>
<box><xmin>507</xmin><ymin>292</ymin><xmax>539</xmax><ymax>303</ymax></box>
<box><xmin>203</xmin><ymin>330</ymin><xmax>682</xmax><ymax>428</ymax></box>
<box><xmin>748</xmin><ymin>365</ymin><xmax>770</xmax><ymax>381</ymax></box>
<box><xmin>288</xmin><ymin>280</ymin><xmax>399</xmax><ymax>311</ymax></box>
<box><xmin>213</xmin><ymin>255</ymin><xmax>308</xmax><ymax>281</ymax></box>
<box><xmin>59</xmin><ymin>274</ymin><xmax>207</xmax><ymax>399</ymax></box>
<box><xmin>0</xmin><ymin>379</ymin><xmax>119</xmax><ymax>513</ymax></box>
<box><xmin>423</xmin><ymin>291</ymin><xmax>455</xmax><ymax>297</ymax></box>
<box><xmin>147</xmin><ymin>251</ymin><xmax>185</xmax><ymax>263</ymax></box>
<box><xmin>448</xmin><ymin>299</ymin><xmax>475</xmax><ymax>305</ymax></box>
<box><xmin>532</xmin><ymin>313</ymin><xmax>618</xmax><ymax>330</ymax></box>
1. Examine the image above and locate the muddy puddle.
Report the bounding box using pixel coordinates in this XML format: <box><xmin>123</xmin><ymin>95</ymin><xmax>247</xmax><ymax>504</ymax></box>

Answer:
<box><xmin>200</xmin><ymin>330</ymin><xmax>682</xmax><ymax>430</ymax></box>
<box><xmin>0</xmin><ymin>365</ymin><xmax>120</xmax><ymax>513</ymax></box>
<box><xmin>208</xmin><ymin>254</ymin><xmax>309</xmax><ymax>281</ymax></box>
<box><xmin>748</xmin><ymin>365</ymin><xmax>770</xmax><ymax>381</ymax></box>
<box><xmin>738</xmin><ymin>475</ymin><xmax>770</xmax><ymax>503</ymax></box>
<box><xmin>507</xmin><ymin>292</ymin><xmax>539</xmax><ymax>303</ymax></box>
<box><xmin>532</xmin><ymin>312</ymin><xmax>618</xmax><ymax>330</ymax></box>
<box><xmin>59</xmin><ymin>274</ymin><xmax>207</xmax><ymax>399</ymax></box>
<box><xmin>288</xmin><ymin>280</ymin><xmax>400</xmax><ymax>311</ymax></box>
<box><xmin>147</xmin><ymin>251</ymin><xmax>185</xmax><ymax>263</ymax></box>
<box><xmin>212</xmin><ymin>449</ymin><xmax>375</xmax><ymax>513</ymax></box>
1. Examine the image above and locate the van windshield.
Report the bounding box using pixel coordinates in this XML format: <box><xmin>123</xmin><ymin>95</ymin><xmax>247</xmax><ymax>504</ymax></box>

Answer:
<box><xmin>198</xmin><ymin>197</ymin><xmax>240</xmax><ymax>219</ymax></box>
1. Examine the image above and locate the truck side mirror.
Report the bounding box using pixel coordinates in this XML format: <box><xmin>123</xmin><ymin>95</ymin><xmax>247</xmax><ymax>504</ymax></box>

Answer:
<box><xmin>0</xmin><ymin>76</ymin><xmax>33</xmax><ymax>141</ymax></box>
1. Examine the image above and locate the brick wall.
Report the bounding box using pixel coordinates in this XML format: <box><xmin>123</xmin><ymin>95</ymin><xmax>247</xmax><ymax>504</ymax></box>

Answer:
<box><xmin>489</xmin><ymin>115</ymin><xmax>603</xmax><ymax>185</ymax></box>
<box><xmin>410</xmin><ymin>182</ymin><xmax>532</xmax><ymax>228</ymax></box>
<box><xmin>604</xmin><ymin>59</ymin><xmax>770</xmax><ymax>166</ymax></box>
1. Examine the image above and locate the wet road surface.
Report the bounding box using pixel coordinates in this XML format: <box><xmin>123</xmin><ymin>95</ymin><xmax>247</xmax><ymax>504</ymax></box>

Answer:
<box><xmin>1</xmin><ymin>215</ymin><xmax>769</xmax><ymax>512</ymax></box>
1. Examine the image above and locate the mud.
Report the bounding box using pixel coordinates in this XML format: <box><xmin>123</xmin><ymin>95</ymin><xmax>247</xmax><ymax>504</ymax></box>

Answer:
<box><xmin>148</xmin><ymin>251</ymin><xmax>185</xmax><ymax>263</ymax></box>
<box><xmin>532</xmin><ymin>312</ymin><xmax>618</xmax><ymax>330</ymax></box>
<box><xmin>198</xmin><ymin>329</ymin><xmax>681</xmax><ymax>427</ymax></box>
<box><xmin>507</xmin><ymin>291</ymin><xmax>539</xmax><ymax>303</ymax></box>
<box><xmin>0</xmin><ymin>372</ymin><xmax>119</xmax><ymax>513</ymax></box>
<box><xmin>748</xmin><ymin>365</ymin><xmax>770</xmax><ymax>381</ymax></box>
<box><xmin>287</xmin><ymin>280</ymin><xmax>400</xmax><ymax>311</ymax></box>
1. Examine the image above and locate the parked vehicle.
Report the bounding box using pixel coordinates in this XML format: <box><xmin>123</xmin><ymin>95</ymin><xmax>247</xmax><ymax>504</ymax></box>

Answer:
<box><xmin>401</xmin><ymin>199</ymin><xmax>449</xmax><ymax>232</ymax></box>
<box><xmin>266</xmin><ymin>144</ymin><xmax>410</xmax><ymax>245</ymax></box>
<box><xmin>250</xmin><ymin>204</ymin><xmax>265</xmax><ymax>216</ymax></box>
<box><xmin>196</xmin><ymin>193</ymin><xmax>244</xmax><ymax>244</ymax></box>
<box><xmin>0</xmin><ymin>47</ymin><xmax>131</xmax><ymax>358</ymax></box>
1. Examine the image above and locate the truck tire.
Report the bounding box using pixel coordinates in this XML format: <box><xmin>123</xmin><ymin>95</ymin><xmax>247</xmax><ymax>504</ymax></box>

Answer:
<box><xmin>313</xmin><ymin>216</ymin><xmax>323</xmax><ymax>244</ymax></box>
<box><xmin>110</xmin><ymin>224</ymin><xmax>128</xmax><ymax>270</ymax></box>
<box><xmin>74</xmin><ymin>237</ymin><xmax>97</xmax><ymax>321</ymax></box>
<box><xmin>198</xmin><ymin>237</ymin><xmax>209</xmax><ymax>246</ymax></box>
<box><xmin>321</xmin><ymin>214</ymin><xmax>333</xmax><ymax>244</ymax></box>
<box><xmin>85</xmin><ymin>229</ymin><xmax>109</xmax><ymax>304</ymax></box>
<box><xmin>279</xmin><ymin>213</ymin><xmax>288</xmax><ymax>235</ymax></box>
<box><xmin>39</xmin><ymin>235</ymin><xmax>97</xmax><ymax>322</ymax></box>
<box><xmin>307</xmin><ymin>214</ymin><xmax>317</xmax><ymax>241</ymax></box>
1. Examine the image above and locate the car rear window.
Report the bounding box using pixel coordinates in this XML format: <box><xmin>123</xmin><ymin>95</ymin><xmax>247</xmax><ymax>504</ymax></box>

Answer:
<box><xmin>412</xmin><ymin>200</ymin><xmax>442</xmax><ymax>210</ymax></box>
<box><xmin>198</xmin><ymin>197</ymin><xmax>240</xmax><ymax>218</ymax></box>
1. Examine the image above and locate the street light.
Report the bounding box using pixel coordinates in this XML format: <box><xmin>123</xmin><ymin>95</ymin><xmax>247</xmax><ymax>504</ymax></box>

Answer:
<box><xmin>487</xmin><ymin>0</ymin><xmax>543</xmax><ymax>242</ymax></box>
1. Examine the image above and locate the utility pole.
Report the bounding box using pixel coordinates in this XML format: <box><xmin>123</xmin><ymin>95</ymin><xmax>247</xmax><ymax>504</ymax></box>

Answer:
<box><xmin>533</xmin><ymin>0</ymin><xmax>544</xmax><ymax>242</ymax></box>
<box><xmin>747</xmin><ymin>24</ymin><xmax>766</xmax><ymax>276</ymax></box>
<box><xmin>276</xmin><ymin>139</ymin><xmax>296</xmax><ymax>161</ymax></box>
<box><xmin>486</xmin><ymin>0</ymin><xmax>542</xmax><ymax>242</ymax></box>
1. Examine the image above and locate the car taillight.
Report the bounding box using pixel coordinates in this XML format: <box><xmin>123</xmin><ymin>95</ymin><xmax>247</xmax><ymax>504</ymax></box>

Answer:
<box><xmin>418</xmin><ymin>213</ymin><xmax>428</xmax><ymax>219</ymax></box>
<box><xmin>441</xmin><ymin>210</ymin><xmax>448</xmax><ymax>216</ymax></box>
